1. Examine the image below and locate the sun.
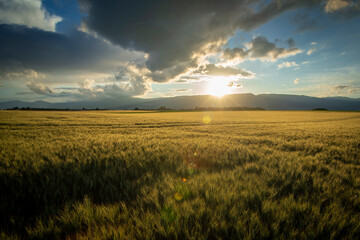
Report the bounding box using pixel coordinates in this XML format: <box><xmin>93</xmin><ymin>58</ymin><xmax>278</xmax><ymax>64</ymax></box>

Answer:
<box><xmin>206</xmin><ymin>78</ymin><xmax>232</xmax><ymax>97</ymax></box>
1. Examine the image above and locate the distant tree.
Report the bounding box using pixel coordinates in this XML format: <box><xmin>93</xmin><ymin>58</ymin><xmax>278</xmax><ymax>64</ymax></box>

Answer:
<box><xmin>158</xmin><ymin>106</ymin><xmax>167</xmax><ymax>110</ymax></box>
<box><xmin>312</xmin><ymin>108</ymin><xmax>328</xmax><ymax>111</ymax></box>
<box><xmin>134</xmin><ymin>107</ymin><xmax>139</xmax><ymax>110</ymax></box>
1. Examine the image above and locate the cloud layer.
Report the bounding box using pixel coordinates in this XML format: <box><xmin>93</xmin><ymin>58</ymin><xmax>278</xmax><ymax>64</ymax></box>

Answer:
<box><xmin>1</xmin><ymin>0</ymin><xmax>359</xmax><ymax>101</ymax></box>
<box><xmin>78</xmin><ymin>0</ymin><xmax>329</xmax><ymax>80</ymax></box>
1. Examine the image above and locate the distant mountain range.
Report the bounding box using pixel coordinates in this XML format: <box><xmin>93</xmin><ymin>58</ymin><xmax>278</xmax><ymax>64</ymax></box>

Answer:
<box><xmin>1</xmin><ymin>94</ymin><xmax>360</xmax><ymax>110</ymax></box>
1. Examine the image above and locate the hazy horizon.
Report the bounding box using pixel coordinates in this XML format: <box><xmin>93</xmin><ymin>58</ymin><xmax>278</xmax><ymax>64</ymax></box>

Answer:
<box><xmin>1</xmin><ymin>92</ymin><xmax>359</xmax><ymax>111</ymax></box>
<box><xmin>1</xmin><ymin>92</ymin><xmax>360</xmax><ymax>104</ymax></box>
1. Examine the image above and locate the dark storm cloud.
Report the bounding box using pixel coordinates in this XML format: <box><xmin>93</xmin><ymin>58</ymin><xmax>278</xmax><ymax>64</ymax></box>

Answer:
<box><xmin>147</xmin><ymin>60</ymin><xmax>197</xmax><ymax>83</ymax></box>
<box><xmin>78</xmin><ymin>0</ymin><xmax>249</xmax><ymax>71</ymax></box>
<box><xmin>0</xmin><ymin>24</ymin><xmax>140</xmax><ymax>73</ymax></box>
<box><xmin>78</xmin><ymin>0</ymin><xmax>326</xmax><ymax>77</ymax></box>
<box><xmin>235</xmin><ymin>0</ymin><xmax>322</xmax><ymax>30</ymax></box>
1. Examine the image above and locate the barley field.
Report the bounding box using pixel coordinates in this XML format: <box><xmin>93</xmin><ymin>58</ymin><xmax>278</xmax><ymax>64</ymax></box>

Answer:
<box><xmin>0</xmin><ymin>110</ymin><xmax>359</xmax><ymax>239</ymax></box>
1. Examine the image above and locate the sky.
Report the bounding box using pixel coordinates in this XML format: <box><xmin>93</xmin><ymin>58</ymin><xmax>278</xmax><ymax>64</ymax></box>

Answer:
<box><xmin>0</xmin><ymin>0</ymin><xmax>360</xmax><ymax>103</ymax></box>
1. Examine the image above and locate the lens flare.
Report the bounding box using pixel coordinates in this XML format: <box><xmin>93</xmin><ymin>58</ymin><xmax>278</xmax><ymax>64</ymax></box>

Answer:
<box><xmin>174</xmin><ymin>192</ymin><xmax>183</xmax><ymax>201</ymax></box>
<box><xmin>203</xmin><ymin>115</ymin><xmax>212</xmax><ymax>124</ymax></box>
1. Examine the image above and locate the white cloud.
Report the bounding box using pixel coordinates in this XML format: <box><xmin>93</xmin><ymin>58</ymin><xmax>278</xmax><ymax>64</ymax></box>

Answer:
<box><xmin>278</xmin><ymin>61</ymin><xmax>299</xmax><ymax>69</ymax></box>
<box><xmin>348</xmin><ymin>88</ymin><xmax>360</xmax><ymax>94</ymax></box>
<box><xmin>193</xmin><ymin>64</ymin><xmax>255</xmax><ymax>79</ymax></box>
<box><xmin>79</xmin><ymin>79</ymin><xmax>96</xmax><ymax>90</ymax></box>
<box><xmin>330</xmin><ymin>85</ymin><xmax>360</xmax><ymax>95</ymax></box>
<box><xmin>27</xmin><ymin>82</ymin><xmax>54</xmax><ymax>95</ymax></box>
<box><xmin>325</xmin><ymin>0</ymin><xmax>352</xmax><ymax>13</ymax></box>
<box><xmin>0</xmin><ymin>0</ymin><xmax>62</xmax><ymax>32</ymax></box>
<box><xmin>307</xmin><ymin>48</ymin><xmax>316</xmax><ymax>55</ymax></box>
<box><xmin>0</xmin><ymin>68</ymin><xmax>46</xmax><ymax>83</ymax></box>
<box><xmin>311</xmin><ymin>41</ymin><xmax>318</xmax><ymax>45</ymax></box>
<box><xmin>294</xmin><ymin>78</ymin><xmax>299</xmax><ymax>84</ymax></box>
<box><xmin>8</xmin><ymin>69</ymin><xmax>45</xmax><ymax>80</ymax></box>
<box><xmin>76</xmin><ymin>79</ymin><xmax>104</xmax><ymax>98</ymax></box>
<box><xmin>224</xmin><ymin>36</ymin><xmax>302</xmax><ymax>62</ymax></box>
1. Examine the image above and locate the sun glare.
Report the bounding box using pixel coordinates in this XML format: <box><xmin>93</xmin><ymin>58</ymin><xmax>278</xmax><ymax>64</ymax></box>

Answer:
<box><xmin>206</xmin><ymin>78</ymin><xmax>233</xmax><ymax>97</ymax></box>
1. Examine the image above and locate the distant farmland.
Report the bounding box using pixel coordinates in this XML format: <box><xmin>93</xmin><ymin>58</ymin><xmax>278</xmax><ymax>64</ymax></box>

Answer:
<box><xmin>0</xmin><ymin>110</ymin><xmax>359</xmax><ymax>239</ymax></box>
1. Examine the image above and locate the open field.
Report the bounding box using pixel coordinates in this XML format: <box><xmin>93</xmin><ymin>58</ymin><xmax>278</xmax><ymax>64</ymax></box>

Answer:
<box><xmin>0</xmin><ymin>110</ymin><xmax>360</xmax><ymax>239</ymax></box>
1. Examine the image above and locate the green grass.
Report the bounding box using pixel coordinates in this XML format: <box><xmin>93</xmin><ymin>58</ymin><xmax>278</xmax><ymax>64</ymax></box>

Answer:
<box><xmin>0</xmin><ymin>110</ymin><xmax>359</xmax><ymax>239</ymax></box>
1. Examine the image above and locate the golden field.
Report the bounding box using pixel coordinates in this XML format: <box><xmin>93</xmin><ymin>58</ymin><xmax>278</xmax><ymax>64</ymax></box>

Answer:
<box><xmin>0</xmin><ymin>110</ymin><xmax>359</xmax><ymax>239</ymax></box>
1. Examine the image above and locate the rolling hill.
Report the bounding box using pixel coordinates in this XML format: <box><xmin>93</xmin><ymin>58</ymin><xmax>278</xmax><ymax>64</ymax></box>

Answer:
<box><xmin>0</xmin><ymin>93</ymin><xmax>359</xmax><ymax>110</ymax></box>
